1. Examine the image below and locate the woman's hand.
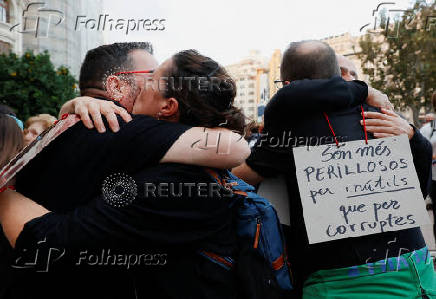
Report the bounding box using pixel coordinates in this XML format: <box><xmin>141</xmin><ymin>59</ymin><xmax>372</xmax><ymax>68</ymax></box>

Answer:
<box><xmin>59</xmin><ymin>97</ymin><xmax>132</xmax><ymax>133</ymax></box>
<box><xmin>362</xmin><ymin>108</ymin><xmax>414</xmax><ymax>140</ymax></box>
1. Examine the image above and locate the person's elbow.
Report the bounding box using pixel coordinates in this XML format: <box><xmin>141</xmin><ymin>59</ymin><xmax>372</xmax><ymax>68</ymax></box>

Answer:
<box><xmin>222</xmin><ymin>136</ymin><xmax>250</xmax><ymax>168</ymax></box>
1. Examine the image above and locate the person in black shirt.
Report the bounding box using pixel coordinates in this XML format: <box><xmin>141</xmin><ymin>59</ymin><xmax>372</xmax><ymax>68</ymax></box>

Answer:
<box><xmin>0</xmin><ymin>47</ymin><xmax>380</xmax><ymax>299</ymax></box>
<box><xmin>233</xmin><ymin>40</ymin><xmax>434</xmax><ymax>298</ymax></box>
<box><xmin>0</xmin><ymin>45</ymin><xmax>249</xmax><ymax>299</ymax></box>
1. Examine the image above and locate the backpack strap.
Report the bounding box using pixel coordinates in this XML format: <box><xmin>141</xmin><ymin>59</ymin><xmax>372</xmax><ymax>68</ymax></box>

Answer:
<box><xmin>204</xmin><ymin>168</ymin><xmax>249</xmax><ymax>196</ymax></box>
<box><xmin>271</xmin><ymin>254</ymin><xmax>286</xmax><ymax>270</ymax></box>
<box><xmin>198</xmin><ymin>250</ymin><xmax>234</xmax><ymax>271</ymax></box>
<box><xmin>204</xmin><ymin>168</ymin><xmax>223</xmax><ymax>185</ymax></box>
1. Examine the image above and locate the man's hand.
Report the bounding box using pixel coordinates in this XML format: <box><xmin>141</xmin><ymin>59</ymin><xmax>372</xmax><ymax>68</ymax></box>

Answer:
<box><xmin>362</xmin><ymin>108</ymin><xmax>414</xmax><ymax>140</ymax></box>
<box><xmin>366</xmin><ymin>87</ymin><xmax>394</xmax><ymax>110</ymax></box>
<box><xmin>59</xmin><ymin>97</ymin><xmax>132</xmax><ymax>133</ymax></box>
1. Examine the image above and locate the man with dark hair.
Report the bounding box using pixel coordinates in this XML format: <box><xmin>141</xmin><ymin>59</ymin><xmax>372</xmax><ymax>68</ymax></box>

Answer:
<box><xmin>233</xmin><ymin>40</ymin><xmax>434</xmax><ymax>298</ymax></box>
<box><xmin>0</xmin><ymin>42</ymin><xmax>250</xmax><ymax>299</ymax></box>
<box><xmin>79</xmin><ymin>42</ymin><xmax>153</xmax><ymax>93</ymax></box>
<box><xmin>74</xmin><ymin>42</ymin><xmax>156</xmax><ymax>125</ymax></box>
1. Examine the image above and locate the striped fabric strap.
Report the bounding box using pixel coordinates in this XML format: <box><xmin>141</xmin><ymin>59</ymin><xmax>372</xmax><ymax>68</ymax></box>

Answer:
<box><xmin>0</xmin><ymin>114</ymin><xmax>80</xmax><ymax>189</ymax></box>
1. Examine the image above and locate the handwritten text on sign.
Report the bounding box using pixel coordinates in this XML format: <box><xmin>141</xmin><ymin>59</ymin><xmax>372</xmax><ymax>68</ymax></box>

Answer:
<box><xmin>293</xmin><ymin>135</ymin><xmax>430</xmax><ymax>244</ymax></box>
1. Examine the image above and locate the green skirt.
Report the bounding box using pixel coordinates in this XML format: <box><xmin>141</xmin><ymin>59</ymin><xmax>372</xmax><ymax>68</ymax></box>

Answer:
<box><xmin>303</xmin><ymin>247</ymin><xmax>436</xmax><ymax>299</ymax></box>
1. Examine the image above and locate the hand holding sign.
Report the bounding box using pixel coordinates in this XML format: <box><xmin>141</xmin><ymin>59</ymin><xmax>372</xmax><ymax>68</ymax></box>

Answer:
<box><xmin>293</xmin><ymin>135</ymin><xmax>431</xmax><ymax>244</ymax></box>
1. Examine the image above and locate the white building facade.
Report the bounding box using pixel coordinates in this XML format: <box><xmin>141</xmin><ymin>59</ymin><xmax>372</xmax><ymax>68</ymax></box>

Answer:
<box><xmin>0</xmin><ymin>0</ymin><xmax>24</xmax><ymax>54</ymax></box>
<box><xmin>18</xmin><ymin>0</ymin><xmax>104</xmax><ymax>78</ymax></box>
<box><xmin>226</xmin><ymin>50</ymin><xmax>268</xmax><ymax>121</ymax></box>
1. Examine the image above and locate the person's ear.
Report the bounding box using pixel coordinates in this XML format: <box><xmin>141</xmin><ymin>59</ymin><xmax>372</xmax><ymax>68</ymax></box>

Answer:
<box><xmin>106</xmin><ymin>75</ymin><xmax>133</xmax><ymax>102</ymax></box>
<box><xmin>106</xmin><ymin>75</ymin><xmax>123</xmax><ymax>102</ymax></box>
<box><xmin>160</xmin><ymin>97</ymin><xmax>179</xmax><ymax>121</ymax></box>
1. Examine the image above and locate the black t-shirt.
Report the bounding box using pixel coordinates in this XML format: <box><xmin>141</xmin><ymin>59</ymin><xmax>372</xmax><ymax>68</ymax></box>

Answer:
<box><xmin>1</xmin><ymin>114</ymin><xmax>190</xmax><ymax>299</ymax></box>
<box><xmin>16</xmin><ymin>114</ymin><xmax>190</xmax><ymax>212</ymax></box>
<box><xmin>246</xmin><ymin>81</ymin><xmax>432</xmax><ymax>288</ymax></box>
<box><xmin>16</xmin><ymin>163</ymin><xmax>237</xmax><ymax>254</ymax></box>
<box><xmin>11</xmin><ymin>163</ymin><xmax>237</xmax><ymax>299</ymax></box>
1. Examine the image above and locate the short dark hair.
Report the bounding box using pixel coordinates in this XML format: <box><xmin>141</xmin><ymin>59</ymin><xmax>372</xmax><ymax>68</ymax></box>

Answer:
<box><xmin>280</xmin><ymin>40</ymin><xmax>340</xmax><ymax>81</ymax></box>
<box><xmin>162</xmin><ymin>50</ymin><xmax>245</xmax><ymax>133</ymax></box>
<box><xmin>79</xmin><ymin>42</ymin><xmax>153</xmax><ymax>92</ymax></box>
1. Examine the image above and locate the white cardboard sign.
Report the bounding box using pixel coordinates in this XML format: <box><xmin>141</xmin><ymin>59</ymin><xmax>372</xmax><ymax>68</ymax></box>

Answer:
<box><xmin>293</xmin><ymin>135</ymin><xmax>431</xmax><ymax>244</ymax></box>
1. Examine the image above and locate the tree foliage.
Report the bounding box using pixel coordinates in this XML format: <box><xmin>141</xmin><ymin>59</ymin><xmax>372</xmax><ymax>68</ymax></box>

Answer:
<box><xmin>358</xmin><ymin>0</ymin><xmax>435</xmax><ymax>125</ymax></box>
<box><xmin>0</xmin><ymin>51</ymin><xmax>78</xmax><ymax>121</ymax></box>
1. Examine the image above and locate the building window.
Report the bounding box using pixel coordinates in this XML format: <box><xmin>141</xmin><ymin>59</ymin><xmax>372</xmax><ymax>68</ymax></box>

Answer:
<box><xmin>248</xmin><ymin>83</ymin><xmax>254</xmax><ymax>88</ymax></box>
<box><xmin>248</xmin><ymin>99</ymin><xmax>254</xmax><ymax>103</ymax></box>
<box><xmin>0</xmin><ymin>40</ymin><xmax>10</xmax><ymax>54</ymax></box>
<box><xmin>0</xmin><ymin>0</ymin><xmax>8</xmax><ymax>23</ymax></box>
